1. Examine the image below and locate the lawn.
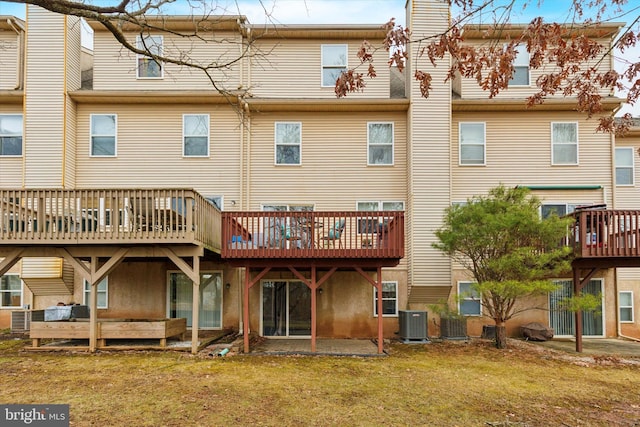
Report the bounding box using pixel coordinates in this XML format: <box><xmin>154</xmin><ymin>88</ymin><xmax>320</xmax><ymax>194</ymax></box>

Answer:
<box><xmin>1</xmin><ymin>337</ymin><xmax>639</xmax><ymax>426</ymax></box>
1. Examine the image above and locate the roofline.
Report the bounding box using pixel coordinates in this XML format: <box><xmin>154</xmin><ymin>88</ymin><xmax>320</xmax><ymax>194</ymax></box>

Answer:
<box><xmin>0</xmin><ymin>16</ymin><xmax>26</xmax><ymax>32</ymax></box>
<box><xmin>452</xmin><ymin>96</ymin><xmax>622</xmax><ymax>112</ymax></box>
<box><xmin>461</xmin><ymin>22</ymin><xmax>625</xmax><ymax>39</ymax></box>
<box><xmin>246</xmin><ymin>24</ymin><xmax>388</xmax><ymax>40</ymax></box>
<box><xmin>87</xmin><ymin>15</ymin><xmax>247</xmax><ymax>32</ymax></box>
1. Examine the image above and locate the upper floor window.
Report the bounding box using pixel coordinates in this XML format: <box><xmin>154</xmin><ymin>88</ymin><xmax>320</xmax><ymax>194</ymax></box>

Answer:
<box><xmin>0</xmin><ymin>274</ymin><xmax>22</xmax><ymax>308</ymax></box>
<box><xmin>357</xmin><ymin>201</ymin><xmax>404</xmax><ymax>234</ymax></box>
<box><xmin>459</xmin><ymin>122</ymin><xmax>485</xmax><ymax>165</ymax></box>
<box><xmin>373</xmin><ymin>281</ymin><xmax>398</xmax><ymax>317</ymax></box>
<box><xmin>275</xmin><ymin>122</ymin><xmax>301</xmax><ymax>165</ymax></box>
<box><xmin>83</xmin><ymin>277</ymin><xmax>108</xmax><ymax>309</ymax></box>
<box><xmin>90</xmin><ymin>114</ymin><xmax>117</xmax><ymax>156</ymax></box>
<box><xmin>510</xmin><ymin>44</ymin><xmax>530</xmax><ymax>86</ymax></box>
<box><xmin>137</xmin><ymin>35</ymin><xmax>163</xmax><ymax>79</ymax></box>
<box><xmin>619</xmin><ymin>291</ymin><xmax>634</xmax><ymax>323</ymax></box>
<box><xmin>552</xmin><ymin>122</ymin><xmax>578</xmax><ymax>165</ymax></box>
<box><xmin>458</xmin><ymin>281</ymin><xmax>481</xmax><ymax>316</ymax></box>
<box><xmin>183</xmin><ymin>114</ymin><xmax>209</xmax><ymax>157</ymax></box>
<box><xmin>0</xmin><ymin>114</ymin><xmax>23</xmax><ymax>156</ymax></box>
<box><xmin>368</xmin><ymin>122</ymin><xmax>393</xmax><ymax>165</ymax></box>
<box><xmin>615</xmin><ymin>147</ymin><xmax>634</xmax><ymax>186</ymax></box>
<box><xmin>321</xmin><ymin>44</ymin><xmax>347</xmax><ymax>87</ymax></box>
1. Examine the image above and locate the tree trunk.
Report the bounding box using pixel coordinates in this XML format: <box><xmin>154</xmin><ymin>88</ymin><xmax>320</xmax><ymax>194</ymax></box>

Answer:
<box><xmin>495</xmin><ymin>322</ymin><xmax>507</xmax><ymax>349</ymax></box>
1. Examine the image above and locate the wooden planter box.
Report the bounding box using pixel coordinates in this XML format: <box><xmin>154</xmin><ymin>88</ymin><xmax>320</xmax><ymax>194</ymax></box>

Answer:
<box><xmin>440</xmin><ymin>317</ymin><xmax>468</xmax><ymax>340</ymax></box>
<box><xmin>30</xmin><ymin>318</ymin><xmax>187</xmax><ymax>348</ymax></box>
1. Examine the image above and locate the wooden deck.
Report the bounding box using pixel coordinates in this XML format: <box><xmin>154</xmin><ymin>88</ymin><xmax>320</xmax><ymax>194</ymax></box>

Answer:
<box><xmin>0</xmin><ymin>188</ymin><xmax>221</xmax><ymax>252</ymax></box>
<box><xmin>570</xmin><ymin>209</ymin><xmax>640</xmax><ymax>267</ymax></box>
<box><xmin>221</xmin><ymin>210</ymin><xmax>404</xmax><ymax>267</ymax></box>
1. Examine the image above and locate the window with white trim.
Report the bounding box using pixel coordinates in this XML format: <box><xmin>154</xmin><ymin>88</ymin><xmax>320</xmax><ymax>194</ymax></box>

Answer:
<box><xmin>0</xmin><ymin>114</ymin><xmax>23</xmax><ymax>156</ymax></box>
<box><xmin>357</xmin><ymin>201</ymin><xmax>404</xmax><ymax>234</ymax></box>
<box><xmin>458</xmin><ymin>281</ymin><xmax>481</xmax><ymax>316</ymax></box>
<box><xmin>552</xmin><ymin>122</ymin><xmax>578</xmax><ymax>165</ymax></box>
<box><xmin>321</xmin><ymin>44</ymin><xmax>347</xmax><ymax>87</ymax></box>
<box><xmin>183</xmin><ymin>114</ymin><xmax>209</xmax><ymax>157</ymax></box>
<box><xmin>615</xmin><ymin>147</ymin><xmax>634</xmax><ymax>186</ymax></box>
<box><xmin>620</xmin><ymin>291</ymin><xmax>634</xmax><ymax>323</ymax></box>
<box><xmin>374</xmin><ymin>281</ymin><xmax>398</xmax><ymax>317</ymax></box>
<box><xmin>510</xmin><ymin>44</ymin><xmax>530</xmax><ymax>86</ymax></box>
<box><xmin>0</xmin><ymin>274</ymin><xmax>22</xmax><ymax>308</ymax></box>
<box><xmin>275</xmin><ymin>122</ymin><xmax>301</xmax><ymax>165</ymax></box>
<box><xmin>90</xmin><ymin>114</ymin><xmax>117</xmax><ymax>156</ymax></box>
<box><xmin>137</xmin><ymin>35</ymin><xmax>163</xmax><ymax>78</ymax></box>
<box><xmin>459</xmin><ymin>122</ymin><xmax>485</xmax><ymax>165</ymax></box>
<box><xmin>83</xmin><ymin>277</ymin><xmax>108</xmax><ymax>309</ymax></box>
<box><xmin>368</xmin><ymin>122</ymin><xmax>394</xmax><ymax>165</ymax></box>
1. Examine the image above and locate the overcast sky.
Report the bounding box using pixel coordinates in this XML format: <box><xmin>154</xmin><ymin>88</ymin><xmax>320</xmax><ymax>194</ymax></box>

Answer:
<box><xmin>1</xmin><ymin>0</ymin><xmax>638</xmax><ymax>115</ymax></box>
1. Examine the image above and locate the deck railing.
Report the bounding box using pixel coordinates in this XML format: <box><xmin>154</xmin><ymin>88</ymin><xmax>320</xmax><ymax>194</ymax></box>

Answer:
<box><xmin>570</xmin><ymin>209</ymin><xmax>640</xmax><ymax>258</ymax></box>
<box><xmin>221</xmin><ymin>210</ymin><xmax>405</xmax><ymax>259</ymax></box>
<box><xmin>0</xmin><ymin>188</ymin><xmax>221</xmax><ymax>252</ymax></box>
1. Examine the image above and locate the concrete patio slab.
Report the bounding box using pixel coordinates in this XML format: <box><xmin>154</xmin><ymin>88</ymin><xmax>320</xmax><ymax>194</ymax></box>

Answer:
<box><xmin>531</xmin><ymin>338</ymin><xmax>640</xmax><ymax>358</ymax></box>
<box><xmin>250</xmin><ymin>338</ymin><xmax>384</xmax><ymax>356</ymax></box>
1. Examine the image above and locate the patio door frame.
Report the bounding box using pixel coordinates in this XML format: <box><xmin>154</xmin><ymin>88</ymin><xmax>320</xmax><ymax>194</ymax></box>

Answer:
<box><xmin>549</xmin><ymin>278</ymin><xmax>605</xmax><ymax>338</ymax></box>
<box><xmin>167</xmin><ymin>270</ymin><xmax>223</xmax><ymax>330</ymax></box>
<box><xmin>260</xmin><ymin>279</ymin><xmax>312</xmax><ymax>338</ymax></box>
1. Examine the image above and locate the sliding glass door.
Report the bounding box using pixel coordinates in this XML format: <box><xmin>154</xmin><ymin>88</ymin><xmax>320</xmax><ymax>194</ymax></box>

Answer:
<box><xmin>168</xmin><ymin>272</ymin><xmax>222</xmax><ymax>329</ymax></box>
<box><xmin>262</xmin><ymin>280</ymin><xmax>311</xmax><ymax>337</ymax></box>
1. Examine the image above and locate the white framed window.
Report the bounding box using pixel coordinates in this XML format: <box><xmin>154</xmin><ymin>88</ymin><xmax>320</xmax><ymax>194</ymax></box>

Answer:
<box><xmin>458</xmin><ymin>281</ymin><xmax>481</xmax><ymax>316</ymax></box>
<box><xmin>357</xmin><ymin>200</ymin><xmax>404</xmax><ymax>234</ymax></box>
<box><xmin>374</xmin><ymin>281</ymin><xmax>398</xmax><ymax>317</ymax></box>
<box><xmin>615</xmin><ymin>147</ymin><xmax>634</xmax><ymax>186</ymax></box>
<box><xmin>620</xmin><ymin>291</ymin><xmax>634</xmax><ymax>323</ymax></box>
<box><xmin>321</xmin><ymin>44</ymin><xmax>347</xmax><ymax>87</ymax></box>
<box><xmin>552</xmin><ymin>122</ymin><xmax>578</xmax><ymax>165</ymax></box>
<box><xmin>0</xmin><ymin>114</ymin><xmax>23</xmax><ymax>156</ymax></box>
<box><xmin>510</xmin><ymin>44</ymin><xmax>530</xmax><ymax>86</ymax></box>
<box><xmin>90</xmin><ymin>114</ymin><xmax>117</xmax><ymax>156</ymax></box>
<box><xmin>137</xmin><ymin>35</ymin><xmax>163</xmax><ymax>78</ymax></box>
<box><xmin>183</xmin><ymin>114</ymin><xmax>209</xmax><ymax>157</ymax></box>
<box><xmin>459</xmin><ymin>122</ymin><xmax>485</xmax><ymax>165</ymax></box>
<box><xmin>0</xmin><ymin>274</ymin><xmax>22</xmax><ymax>308</ymax></box>
<box><xmin>83</xmin><ymin>277</ymin><xmax>108</xmax><ymax>309</ymax></box>
<box><xmin>275</xmin><ymin>122</ymin><xmax>301</xmax><ymax>165</ymax></box>
<box><xmin>368</xmin><ymin>122</ymin><xmax>394</xmax><ymax>165</ymax></box>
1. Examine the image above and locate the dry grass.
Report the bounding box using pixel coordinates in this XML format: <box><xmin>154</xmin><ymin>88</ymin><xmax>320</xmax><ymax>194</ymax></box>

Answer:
<box><xmin>1</xmin><ymin>337</ymin><xmax>639</xmax><ymax>426</ymax></box>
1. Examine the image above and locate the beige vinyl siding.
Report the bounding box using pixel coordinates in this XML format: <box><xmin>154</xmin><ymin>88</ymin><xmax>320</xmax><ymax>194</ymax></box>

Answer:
<box><xmin>456</xmin><ymin>37</ymin><xmax>615</xmax><ymax>100</ymax></box>
<box><xmin>21</xmin><ymin>257</ymin><xmax>62</xmax><ymax>278</ymax></box>
<box><xmin>24</xmin><ymin>6</ymin><xmax>66</xmax><ymax>187</ymax></box>
<box><xmin>406</xmin><ymin>0</ymin><xmax>452</xmax><ymax>289</ymax></box>
<box><xmin>75</xmin><ymin>104</ymin><xmax>242</xmax><ymax>199</ymax></box>
<box><xmin>249</xmin><ymin>39</ymin><xmax>390</xmax><ymax>98</ymax></box>
<box><xmin>0</xmin><ymin>105</ymin><xmax>23</xmax><ymax>186</ymax></box>
<box><xmin>0</xmin><ymin>31</ymin><xmax>19</xmax><ymax>90</ymax></box>
<box><xmin>247</xmin><ymin>111</ymin><xmax>406</xmax><ymax>209</ymax></box>
<box><xmin>451</xmin><ymin>111</ymin><xmax>613</xmax><ymax>202</ymax></box>
<box><xmin>92</xmin><ymin>30</ymin><xmax>242</xmax><ymax>91</ymax></box>
<box><xmin>64</xmin><ymin>16</ymin><xmax>82</xmax><ymax>187</ymax></box>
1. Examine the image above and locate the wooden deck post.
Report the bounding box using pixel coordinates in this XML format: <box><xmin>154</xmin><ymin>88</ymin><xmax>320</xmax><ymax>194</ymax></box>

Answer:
<box><xmin>190</xmin><ymin>256</ymin><xmax>200</xmax><ymax>354</ymax></box>
<box><xmin>243</xmin><ymin>268</ymin><xmax>250</xmax><ymax>353</ymax></box>
<box><xmin>376</xmin><ymin>266</ymin><xmax>383</xmax><ymax>354</ymax></box>
<box><xmin>89</xmin><ymin>258</ymin><xmax>98</xmax><ymax>353</ymax></box>
<box><xmin>311</xmin><ymin>266</ymin><xmax>317</xmax><ymax>353</ymax></box>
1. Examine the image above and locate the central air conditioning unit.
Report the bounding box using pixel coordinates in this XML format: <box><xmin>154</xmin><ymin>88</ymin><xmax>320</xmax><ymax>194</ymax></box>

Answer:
<box><xmin>398</xmin><ymin>310</ymin><xmax>430</xmax><ymax>343</ymax></box>
<box><xmin>11</xmin><ymin>310</ymin><xmax>31</xmax><ymax>333</ymax></box>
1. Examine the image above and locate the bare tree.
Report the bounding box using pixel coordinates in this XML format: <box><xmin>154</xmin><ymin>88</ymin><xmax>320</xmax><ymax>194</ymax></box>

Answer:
<box><xmin>336</xmin><ymin>0</ymin><xmax>640</xmax><ymax>133</ymax></box>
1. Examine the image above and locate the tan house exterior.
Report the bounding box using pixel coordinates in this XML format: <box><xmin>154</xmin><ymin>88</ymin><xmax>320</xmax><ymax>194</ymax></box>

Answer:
<box><xmin>1</xmin><ymin>1</ymin><xmax>639</xmax><ymax>351</ymax></box>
